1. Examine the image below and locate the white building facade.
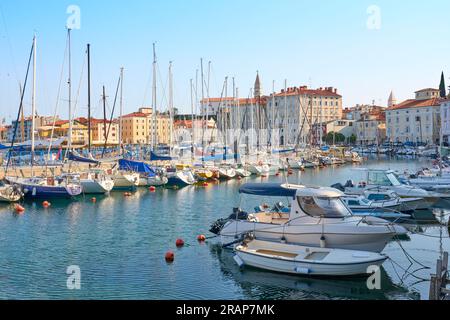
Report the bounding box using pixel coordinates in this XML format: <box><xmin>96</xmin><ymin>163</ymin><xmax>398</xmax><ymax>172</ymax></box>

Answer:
<box><xmin>386</xmin><ymin>89</ymin><xmax>442</xmax><ymax>144</ymax></box>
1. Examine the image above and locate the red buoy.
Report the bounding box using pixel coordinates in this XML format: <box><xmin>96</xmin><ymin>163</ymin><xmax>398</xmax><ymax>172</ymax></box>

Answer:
<box><xmin>149</xmin><ymin>186</ymin><xmax>156</xmax><ymax>192</ymax></box>
<box><xmin>197</xmin><ymin>235</ymin><xmax>206</xmax><ymax>242</ymax></box>
<box><xmin>42</xmin><ymin>201</ymin><xmax>51</xmax><ymax>208</ymax></box>
<box><xmin>165</xmin><ymin>251</ymin><xmax>175</xmax><ymax>263</ymax></box>
<box><xmin>176</xmin><ymin>239</ymin><xmax>185</xmax><ymax>247</ymax></box>
<box><xmin>202</xmin><ymin>182</ymin><xmax>209</xmax><ymax>187</ymax></box>
<box><xmin>14</xmin><ymin>204</ymin><xmax>25</xmax><ymax>214</ymax></box>
<box><xmin>275</xmin><ymin>172</ymin><xmax>280</xmax><ymax>176</ymax></box>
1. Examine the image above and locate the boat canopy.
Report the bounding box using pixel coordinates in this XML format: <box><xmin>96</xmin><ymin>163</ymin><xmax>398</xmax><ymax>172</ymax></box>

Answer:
<box><xmin>68</xmin><ymin>151</ymin><xmax>100</xmax><ymax>164</ymax></box>
<box><xmin>239</xmin><ymin>183</ymin><xmax>345</xmax><ymax>198</ymax></box>
<box><xmin>239</xmin><ymin>183</ymin><xmax>298</xmax><ymax>198</ymax></box>
<box><xmin>119</xmin><ymin>159</ymin><xmax>155</xmax><ymax>175</ymax></box>
<box><xmin>150</xmin><ymin>151</ymin><xmax>175</xmax><ymax>161</ymax></box>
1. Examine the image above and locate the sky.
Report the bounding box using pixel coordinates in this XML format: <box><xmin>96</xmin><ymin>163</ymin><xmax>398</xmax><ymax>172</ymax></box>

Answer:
<box><xmin>0</xmin><ymin>0</ymin><xmax>449</xmax><ymax>123</ymax></box>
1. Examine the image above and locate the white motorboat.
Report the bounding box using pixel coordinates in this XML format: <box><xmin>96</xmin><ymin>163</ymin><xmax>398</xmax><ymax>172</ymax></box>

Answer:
<box><xmin>107</xmin><ymin>170</ymin><xmax>140</xmax><ymax>190</ymax></box>
<box><xmin>234</xmin><ymin>239</ymin><xmax>388</xmax><ymax>276</ymax></box>
<box><xmin>342</xmin><ymin>188</ymin><xmax>426</xmax><ymax>212</ymax></box>
<box><xmin>166</xmin><ymin>169</ymin><xmax>197</xmax><ymax>187</ymax></box>
<box><xmin>235</xmin><ymin>168</ymin><xmax>252</xmax><ymax>178</ymax></box>
<box><xmin>286</xmin><ymin>158</ymin><xmax>304</xmax><ymax>170</ymax></box>
<box><xmin>0</xmin><ymin>183</ymin><xmax>23</xmax><ymax>202</ymax></box>
<box><xmin>210</xmin><ymin>183</ymin><xmax>407</xmax><ymax>253</ymax></box>
<box><xmin>218</xmin><ymin>166</ymin><xmax>237</xmax><ymax>180</ymax></box>
<box><xmin>245</xmin><ymin>163</ymin><xmax>264</xmax><ymax>176</ymax></box>
<box><xmin>139</xmin><ymin>175</ymin><xmax>168</xmax><ymax>187</ymax></box>
<box><xmin>79</xmin><ymin>170</ymin><xmax>115</xmax><ymax>194</ymax></box>
<box><xmin>340</xmin><ymin>169</ymin><xmax>439</xmax><ymax>204</ymax></box>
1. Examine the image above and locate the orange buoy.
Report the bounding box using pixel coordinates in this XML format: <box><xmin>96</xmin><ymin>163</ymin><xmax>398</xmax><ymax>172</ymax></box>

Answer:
<box><xmin>149</xmin><ymin>186</ymin><xmax>156</xmax><ymax>192</ymax></box>
<box><xmin>197</xmin><ymin>235</ymin><xmax>206</xmax><ymax>242</ymax></box>
<box><xmin>165</xmin><ymin>251</ymin><xmax>175</xmax><ymax>263</ymax></box>
<box><xmin>91</xmin><ymin>197</ymin><xmax>97</xmax><ymax>203</ymax></box>
<box><xmin>14</xmin><ymin>204</ymin><xmax>25</xmax><ymax>214</ymax></box>
<box><xmin>42</xmin><ymin>201</ymin><xmax>51</xmax><ymax>208</ymax></box>
<box><xmin>176</xmin><ymin>239</ymin><xmax>185</xmax><ymax>247</ymax></box>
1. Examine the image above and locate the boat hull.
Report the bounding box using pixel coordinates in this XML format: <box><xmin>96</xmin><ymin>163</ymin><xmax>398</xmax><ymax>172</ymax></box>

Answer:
<box><xmin>80</xmin><ymin>179</ymin><xmax>114</xmax><ymax>194</ymax></box>
<box><xmin>235</xmin><ymin>244</ymin><xmax>387</xmax><ymax>276</ymax></box>
<box><xmin>220</xmin><ymin>220</ymin><xmax>399</xmax><ymax>253</ymax></box>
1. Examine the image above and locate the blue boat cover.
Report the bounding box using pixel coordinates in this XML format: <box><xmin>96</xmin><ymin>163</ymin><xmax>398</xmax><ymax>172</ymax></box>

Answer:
<box><xmin>119</xmin><ymin>159</ymin><xmax>155</xmax><ymax>175</ymax></box>
<box><xmin>239</xmin><ymin>183</ymin><xmax>297</xmax><ymax>198</ymax></box>
<box><xmin>68</xmin><ymin>152</ymin><xmax>100</xmax><ymax>164</ymax></box>
<box><xmin>150</xmin><ymin>151</ymin><xmax>174</xmax><ymax>161</ymax></box>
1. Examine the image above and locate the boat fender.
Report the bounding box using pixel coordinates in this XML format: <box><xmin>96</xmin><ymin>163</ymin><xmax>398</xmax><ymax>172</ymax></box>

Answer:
<box><xmin>295</xmin><ymin>267</ymin><xmax>310</xmax><ymax>274</ymax></box>
<box><xmin>233</xmin><ymin>254</ymin><xmax>244</xmax><ymax>268</ymax></box>
<box><xmin>320</xmin><ymin>236</ymin><xmax>326</xmax><ymax>248</ymax></box>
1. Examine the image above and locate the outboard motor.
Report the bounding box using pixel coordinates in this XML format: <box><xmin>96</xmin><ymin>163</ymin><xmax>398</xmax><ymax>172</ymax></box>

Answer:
<box><xmin>330</xmin><ymin>183</ymin><xmax>345</xmax><ymax>192</ymax></box>
<box><xmin>344</xmin><ymin>180</ymin><xmax>354</xmax><ymax>188</ymax></box>
<box><xmin>209</xmin><ymin>208</ymin><xmax>249</xmax><ymax>235</ymax></box>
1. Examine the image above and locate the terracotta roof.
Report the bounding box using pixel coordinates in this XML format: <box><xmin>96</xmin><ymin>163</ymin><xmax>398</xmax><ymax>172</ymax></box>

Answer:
<box><xmin>122</xmin><ymin>112</ymin><xmax>150</xmax><ymax>118</ymax></box>
<box><xmin>54</xmin><ymin>120</ymin><xmax>69</xmax><ymax>126</ymax></box>
<box><xmin>274</xmin><ymin>86</ymin><xmax>341</xmax><ymax>98</ymax></box>
<box><xmin>415</xmin><ymin>88</ymin><xmax>439</xmax><ymax>93</ymax></box>
<box><xmin>75</xmin><ymin>117</ymin><xmax>116</xmax><ymax>125</ymax></box>
<box><xmin>174</xmin><ymin>119</ymin><xmax>215</xmax><ymax>129</ymax></box>
<box><xmin>387</xmin><ymin>98</ymin><xmax>442</xmax><ymax>111</ymax></box>
<box><xmin>201</xmin><ymin>97</ymin><xmax>267</xmax><ymax>105</ymax></box>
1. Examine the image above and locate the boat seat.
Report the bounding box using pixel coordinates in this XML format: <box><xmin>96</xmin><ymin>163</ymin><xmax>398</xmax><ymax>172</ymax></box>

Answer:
<box><xmin>255</xmin><ymin>249</ymin><xmax>298</xmax><ymax>259</ymax></box>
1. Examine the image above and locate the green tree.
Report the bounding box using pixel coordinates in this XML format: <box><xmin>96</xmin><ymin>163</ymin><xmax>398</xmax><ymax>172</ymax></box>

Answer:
<box><xmin>439</xmin><ymin>71</ymin><xmax>446</xmax><ymax>98</ymax></box>
<box><xmin>348</xmin><ymin>134</ymin><xmax>357</xmax><ymax>145</ymax></box>
<box><xmin>323</xmin><ymin>132</ymin><xmax>345</xmax><ymax>145</ymax></box>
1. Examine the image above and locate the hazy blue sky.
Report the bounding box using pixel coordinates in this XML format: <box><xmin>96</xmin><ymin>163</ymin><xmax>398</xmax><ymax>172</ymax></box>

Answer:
<box><xmin>0</xmin><ymin>0</ymin><xmax>449</xmax><ymax>122</ymax></box>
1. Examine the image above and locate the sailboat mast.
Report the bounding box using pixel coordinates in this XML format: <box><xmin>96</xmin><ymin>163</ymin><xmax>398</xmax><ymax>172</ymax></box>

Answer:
<box><xmin>284</xmin><ymin>80</ymin><xmax>287</xmax><ymax>147</ymax></box>
<box><xmin>87</xmin><ymin>43</ymin><xmax>91</xmax><ymax>153</ymax></box>
<box><xmin>67</xmin><ymin>28</ymin><xmax>73</xmax><ymax>153</ymax></box>
<box><xmin>152</xmin><ymin>43</ymin><xmax>157</xmax><ymax>149</ymax></box>
<box><xmin>102</xmin><ymin>86</ymin><xmax>107</xmax><ymax>141</ymax></box>
<box><xmin>31</xmin><ymin>35</ymin><xmax>37</xmax><ymax>175</ymax></box>
<box><xmin>190</xmin><ymin>79</ymin><xmax>195</xmax><ymax>163</ymax></box>
<box><xmin>200</xmin><ymin>59</ymin><xmax>205</xmax><ymax>165</ymax></box>
<box><xmin>169</xmin><ymin>62</ymin><xmax>174</xmax><ymax>147</ymax></box>
<box><xmin>119</xmin><ymin>67</ymin><xmax>124</xmax><ymax>155</ymax></box>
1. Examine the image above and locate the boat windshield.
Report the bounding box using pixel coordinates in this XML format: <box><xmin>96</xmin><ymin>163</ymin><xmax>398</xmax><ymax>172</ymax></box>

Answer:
<box><xmin>297</xmin><ymin>196</ymin><xmax>352</xmax><ymax>218</ymax></box>
<box><xmin>367</xmin><ymin>171</ymin><xmax>401</xmax><ymax>186</ymax></box>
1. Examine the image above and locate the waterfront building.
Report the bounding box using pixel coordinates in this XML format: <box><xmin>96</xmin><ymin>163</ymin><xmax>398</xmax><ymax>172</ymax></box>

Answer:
<box><xmin>386</xmin><ymin>88</ymin><xmax>442</xmax><ymax>144</ymax></box>
<box><xmin>440</xmin><ymin>98</ymin><xmax>450</xmax><ymax>145</ymax></box>
<box><xmin>38</xmin><ymin>119</ymin><xmax>89</xmax><ymax>147</ymax></box>
<box><xmin>0</xmin><ymin>126</ymin><xmax>9</xmax><ymax>142</ymax></box>
<box><xmin>356</xmin><ymin>110</ymin><xmax>386</xmax><ymax>145</ymax></box>
<box><xmin>267</xmin><ymin>86</ymin><xmax>343</xmax><ymax>145</ymax></box>
<box><xmin>7</xmin><ymin>115</ymin><xmax>56</xmax><ymax>142</ymax></box>
<box><xmin>174</xmin><ymin>118</ymin><xmax>217</xmax><ymax>145</ymax></box>
<box><xmin>312</xmin><ymin>119</ymin><xmax>356</xmax><ymax>145</ymax></box>
<box><xmin>120</xmin><ymin>107</ymin><xmax>173</xmax><ymax>145</ymax></box>
<box><xmin>76</xmin><ymin>118</ymin><xmax>120</xmax><ymax>146</ymax></box>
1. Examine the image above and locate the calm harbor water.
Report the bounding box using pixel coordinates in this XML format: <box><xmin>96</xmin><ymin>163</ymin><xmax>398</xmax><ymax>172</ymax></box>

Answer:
<box><xmin>0</xmin><ymin>156</ymin><xmax>449</xmax><ymax>300</ymax></box>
